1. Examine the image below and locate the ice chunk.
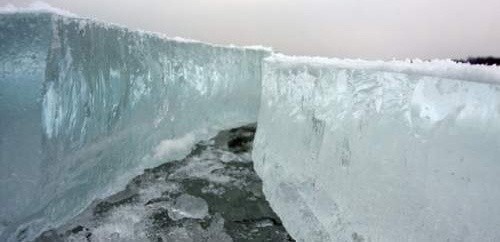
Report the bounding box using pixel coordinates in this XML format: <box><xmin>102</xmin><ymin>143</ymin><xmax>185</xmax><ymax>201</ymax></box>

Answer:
<box><xmin>168</xmin><ymin>194</ymin><xmax>209</xmax><ymax>221</ymax></box>
<box><xmin>88</xmin><ymin>205</ymin><xmax>149</xmax><ymax>242</ymax></box>
<box><xmin>0</xmin><ymin>12</ymin><xmax>269</xmax><ymax>241</ymax></box>
<box><xmin>253</xmin><ymin>54</ymin><xmax>500</xmax><ymax>241</ymax></box>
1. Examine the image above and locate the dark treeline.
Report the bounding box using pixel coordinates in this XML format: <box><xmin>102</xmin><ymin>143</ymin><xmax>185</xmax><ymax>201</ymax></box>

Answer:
<box><xmin>454</xmin><ymin>57</ymin><xmax>500</xmax><ymax>66</ymax></box>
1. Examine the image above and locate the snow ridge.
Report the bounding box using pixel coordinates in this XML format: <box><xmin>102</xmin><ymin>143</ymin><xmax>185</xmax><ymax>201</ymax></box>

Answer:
<box><xmin>267</xmin><ymin>54</ymin><xmax>500</xmax><ymax>84</ymax></box>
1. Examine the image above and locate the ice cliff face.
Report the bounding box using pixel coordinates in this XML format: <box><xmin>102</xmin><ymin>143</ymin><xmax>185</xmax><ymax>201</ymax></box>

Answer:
<box><xmin>0</xmin><ymin>12</ymin><xmax>269</xmax><ymax>241</ymax></box>
<box><xmin>253</xmin><ymin>54</ymin><xmax>500</xmax><ymax>241</ymax></box>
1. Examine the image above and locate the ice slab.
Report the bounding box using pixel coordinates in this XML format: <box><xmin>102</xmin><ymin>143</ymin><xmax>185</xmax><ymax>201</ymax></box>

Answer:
<box><xmin>253</xmin><ymin>54</ymin><xmax>500</xmax><ymax>241</ymax></box>
<box><xmin>0</xmin><ymin>12</ymin><xmax>269</xmax><ymax>241</ymax></box>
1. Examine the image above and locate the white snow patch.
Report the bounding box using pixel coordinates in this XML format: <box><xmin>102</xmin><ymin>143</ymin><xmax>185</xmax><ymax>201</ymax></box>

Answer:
<box><xmin>153</xmin><ymin>133</ymin><xmax>196</xmax><ymax>160</ymax></box>
<box><xmin>267</xmin><ymin>54</ymin><xmax>500</xmax><ymax>84</ymax></box>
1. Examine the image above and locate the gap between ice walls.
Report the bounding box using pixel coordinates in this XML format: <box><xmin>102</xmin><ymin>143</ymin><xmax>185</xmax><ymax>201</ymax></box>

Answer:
<box><xmin>1</xmin><ymin>9</ymin><xmax>500</xmax><ymax>242</ymax></box>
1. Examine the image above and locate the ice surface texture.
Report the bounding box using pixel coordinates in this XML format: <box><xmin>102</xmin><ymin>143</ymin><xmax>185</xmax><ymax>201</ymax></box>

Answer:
<box><xmin>36</xmin><ymin>125</ymin><xmax>291</xmax><ymax>242</ymax></box>
<box><xmin>253</xmin><ymin>54</ymin><xmax>500</xmax><ymax>241</ymax></box>
<box><xmin>0</xmin><ymin>12</ymin><xmax>269</xmax><ymax>241</ymax></box>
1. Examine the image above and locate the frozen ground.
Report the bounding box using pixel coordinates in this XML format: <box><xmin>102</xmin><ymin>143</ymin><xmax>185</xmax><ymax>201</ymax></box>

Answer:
<box><xmin>34</xmin><ymin>124</ymin><xmax>293</xmax><ymax>242</ymax></box>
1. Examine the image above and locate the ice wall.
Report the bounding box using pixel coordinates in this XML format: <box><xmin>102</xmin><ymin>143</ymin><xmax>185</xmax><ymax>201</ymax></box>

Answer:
<box><xmin>0</xmin><ymin>12</ymin><xmax>269</xmax><ymax>241</ymax></box>
<box><xmin>253</xmin><ymin>54</ymin><xmax>500</xmax><ymax>241</ymax></box>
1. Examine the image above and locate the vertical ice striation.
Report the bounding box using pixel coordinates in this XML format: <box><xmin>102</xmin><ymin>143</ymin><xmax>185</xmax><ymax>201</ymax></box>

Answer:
<box><xmin>253</xmin><ymin>54</ymin><xmax>500</xmax><ymax>241</ymax></box>
<box><xmin>0</xmin><ymin>12</ymin><xmax>53</xmax><ymax>238</ymax></box>
<box><xmin>0</xmin><ymin>12</ymin><xmax>269</xmax><ymax>241</ymax></box>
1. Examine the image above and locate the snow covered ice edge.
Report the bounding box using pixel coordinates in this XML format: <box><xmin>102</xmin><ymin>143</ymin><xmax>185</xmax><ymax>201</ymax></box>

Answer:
<box><xmin>266</xmin><ymin>53</ymin><xmax>500</xmax><ymax>84</ymax></box>
<box><xmin>2</xmin><ymin>0</ymin><xmax>499</xmax><ymax>80</ymax></box>
<box><xmin>0</xmin><ymin>1</ymin><xmax>77</xmax><ymax>17</ymax></box>
<box><xmin>0</xmin><ymin>2</ymin><xmax>272</xmax><ymax>52</ymax></box>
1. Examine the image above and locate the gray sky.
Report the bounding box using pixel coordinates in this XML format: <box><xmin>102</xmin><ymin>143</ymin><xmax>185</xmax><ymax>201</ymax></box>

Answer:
<box><xmin>3</xmin><ymin>0</ymin><xmax>500</xmax><ymax>59</ymax></box>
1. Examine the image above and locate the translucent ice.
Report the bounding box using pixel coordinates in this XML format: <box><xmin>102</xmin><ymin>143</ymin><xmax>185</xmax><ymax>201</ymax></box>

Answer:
<box><xmin>253</xmin><ymin>54</ymin><xmax>500</xmax><ymax>241</ymax></box>
<box><xmin>168</xmin><ymin>194</ymin><xmax>209</xmax><ymax>221</ymax></box>
<box><xmin>0</xmin><ymin>12</ymin><xmax>269</xmax><ymax>241</ymax></box>
<box><xmin>3</xmin><ymin>6</ymin><xmax>500</xmax><ymax>242</ymax></box>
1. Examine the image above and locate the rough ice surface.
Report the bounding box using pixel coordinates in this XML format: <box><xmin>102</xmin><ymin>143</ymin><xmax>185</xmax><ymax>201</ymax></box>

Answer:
<box><xmin>0</xmin><ymin>12</ymin><xmax>269</xmax><ymax>241</ymax></box>
<box><xmin>168</xmin><ymin>194</ymin><xmax>209</xmax><ymax>221</ymax></box>
<box><xmin>253</xmin><ymin>54</ymin><xmax>500</xmax><ymax>241</ymax></box>
<box><xmin>35</xmin><ymin>125</ymin><xmax>291</xmax><ymax>242</ymax></box>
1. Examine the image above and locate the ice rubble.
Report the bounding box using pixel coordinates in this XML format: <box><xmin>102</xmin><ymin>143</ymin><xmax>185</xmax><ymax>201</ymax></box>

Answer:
<box><xmin>0</xmin><ymin>11</ymin><xmax>269</xmax><ymax>241</ymax></box>
<box><xmin>253</xmin><ymin>54</ymin><xmax>500</xmax><ymax>241</ymax></box>
<box><xmin>36</xmin><ymin>125</ymin><xmax>291</xmax><ymax>242</ymax></box>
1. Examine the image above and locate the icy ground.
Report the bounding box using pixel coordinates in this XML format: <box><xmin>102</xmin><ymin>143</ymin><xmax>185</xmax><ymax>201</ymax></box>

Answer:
<box><xmin>34</xmin><ymin>124</ymin><xmax>293</xmax><ymax>242</ymax></box>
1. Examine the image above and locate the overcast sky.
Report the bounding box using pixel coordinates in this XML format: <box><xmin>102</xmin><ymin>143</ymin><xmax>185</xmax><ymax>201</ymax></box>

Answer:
<box><xmin>3</xmin><ymin>0</ymin><xmax>500</xmax><ymax>59</ymax></box>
